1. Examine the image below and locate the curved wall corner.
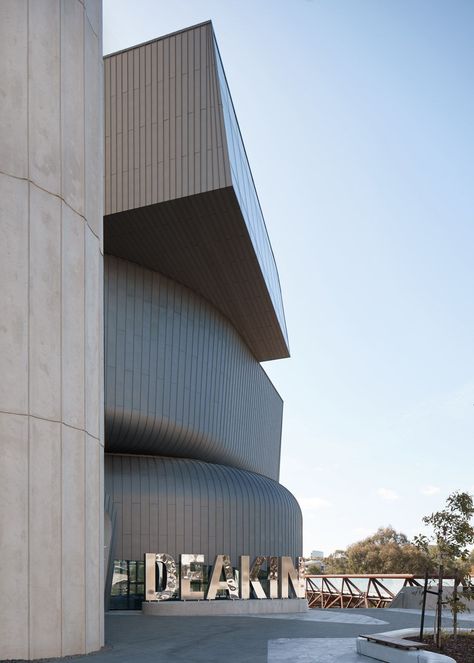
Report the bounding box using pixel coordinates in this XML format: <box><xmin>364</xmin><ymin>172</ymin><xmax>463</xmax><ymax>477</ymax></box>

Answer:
<box><xmin>105</xmin><ymin>454</ymin><xmax>302</xmax><ymax>563</ymax></box>
<box><xmin>105</xmin><ymin>255</ymin><xmax>283</xmax><ymax>480</ymax></box>
<box><xmin>0</xmin><ymin>1</ymin><xmax>103</xmax><ymax>659</ymax></box>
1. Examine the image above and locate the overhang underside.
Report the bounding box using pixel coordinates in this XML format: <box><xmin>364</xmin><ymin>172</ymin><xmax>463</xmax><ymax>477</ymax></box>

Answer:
<box><xmin>104</xmin><ymin>185</ymin><xmax>290</xmax><ymax>361</ymax></box>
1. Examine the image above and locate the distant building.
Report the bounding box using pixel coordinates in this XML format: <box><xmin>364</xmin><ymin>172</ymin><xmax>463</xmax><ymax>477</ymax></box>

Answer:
<box><xmin>333</xmin><ymin>550</ymin><xmax>346</xmax><ymax>559</ymax></box>
<box><xmin>305</xmin><ymin>556</ymin><xmax>324</xmax><ymax>574</ymax></box>
<box><xmin>311</xmin><ymin>550</ymin><xmax>324</xmax><ymax>559</ymax></box>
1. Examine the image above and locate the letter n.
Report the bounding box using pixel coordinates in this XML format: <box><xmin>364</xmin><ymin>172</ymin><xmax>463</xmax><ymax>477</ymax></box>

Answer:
<box><xmin>279</xmin><ymin>556</ymin><xmax>305</xmax><ymax>598</ymax></box>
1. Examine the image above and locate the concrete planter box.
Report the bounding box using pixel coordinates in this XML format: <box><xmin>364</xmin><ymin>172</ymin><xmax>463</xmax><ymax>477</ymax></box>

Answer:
<box><xmin>357</xmin><ymin>628</ymin><xmax>458</xmax><ymax>663</ymax></box>
<box><xmin>142</xmin><ymin>598</ymin><xmax>308</xmax><ymax>616</ymax></box>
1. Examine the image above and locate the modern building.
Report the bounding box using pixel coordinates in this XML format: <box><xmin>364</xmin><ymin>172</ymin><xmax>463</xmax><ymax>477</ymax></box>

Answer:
<box><xmin>102</xmin><ymin>19</ymin><xmax>302</xmax><ymax>611</ymax></box>
<box><xmin>0</xmin><ymin>5</ymin><xmax>302</xmax><ymax>659</ymax></box>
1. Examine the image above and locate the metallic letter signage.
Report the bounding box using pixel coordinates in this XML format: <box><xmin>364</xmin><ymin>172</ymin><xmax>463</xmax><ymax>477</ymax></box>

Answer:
<box><xmin>145</xmin><ymin>553</ymin><xmax>179</xmax><ymax>601</ymax></box>
<box><xmin>279</xmin><ymin>556</ymin><xmax>306</xmax><ymax>599</ymax></box>
<box><xmin>206</xmin><ymin>555</ymin><xmax>239</xmax><ymax>600</ymax></box>
<box><xmin>239</xmin><ymin>556</ymin><xmax>266</xmax><ymax>599</ymax></box>
<box><xmin>180</xmin><ymin>554</ymin><xmax>206</xmax><ymax>600</ymax></box>
<box><xmin>144</xmin><ymin>553</ymin><xmax>305</xmax><ymax>602</ymax></box>
<box><xmin>268</xmin><ymin>556</ymin><xmax>279</xmax><ymax>599</ymax></box>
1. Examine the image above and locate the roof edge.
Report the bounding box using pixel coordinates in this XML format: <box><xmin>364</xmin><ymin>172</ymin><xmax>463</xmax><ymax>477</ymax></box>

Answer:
<box><xmin>104</xmin><ymin>20</ymin><xmax>213</xmax><ymax>59</ymax></box>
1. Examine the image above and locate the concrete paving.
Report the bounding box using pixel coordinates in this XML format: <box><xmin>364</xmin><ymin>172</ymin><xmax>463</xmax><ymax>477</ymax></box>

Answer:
<box><xmin>11</xmin><ymin>608</ymin><xmax>474</xmax><ymax>663</ymax></box>
<box><xmin>269</xmin><ymin>637</ymin><xmax>361</xmax><ymax>662</ymax></box>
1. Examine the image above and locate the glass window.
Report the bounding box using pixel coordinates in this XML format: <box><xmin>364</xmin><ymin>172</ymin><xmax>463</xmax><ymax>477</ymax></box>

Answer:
<box><xmin>110</xmin><ymin>560</ymin><xmax>145</xmax><ymax>610</ymax></box>
<box><xmin>213</xmin><ymin>36</ymin><xmax>289</xmax><ymax>347</ymax></box>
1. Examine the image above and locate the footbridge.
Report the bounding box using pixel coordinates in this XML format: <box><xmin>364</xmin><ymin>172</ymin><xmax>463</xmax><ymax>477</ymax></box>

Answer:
<box><xmin>305</xmin><ymin>574</ymin><xmax>423</xmax><ymax>609</ymax></box>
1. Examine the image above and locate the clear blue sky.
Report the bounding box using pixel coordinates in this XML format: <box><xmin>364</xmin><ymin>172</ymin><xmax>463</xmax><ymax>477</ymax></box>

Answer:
<box><xmin>104</xmin><ymin>0</ymin><xmax>474</xmax><ymax>555</ymax></box>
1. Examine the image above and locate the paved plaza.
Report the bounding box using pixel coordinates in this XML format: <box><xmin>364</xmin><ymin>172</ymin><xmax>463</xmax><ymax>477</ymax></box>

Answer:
<box><xmin>15</xmin><ymin>608</ymin><xmax>473</xmax><ymax>663</ymax></box>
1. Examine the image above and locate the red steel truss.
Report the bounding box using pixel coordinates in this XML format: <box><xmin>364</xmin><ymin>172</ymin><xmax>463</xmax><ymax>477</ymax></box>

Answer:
<box><xmin>305</xmin><ymin>574</ymin><xmax>423</xmax><ymax>609</ymax></box>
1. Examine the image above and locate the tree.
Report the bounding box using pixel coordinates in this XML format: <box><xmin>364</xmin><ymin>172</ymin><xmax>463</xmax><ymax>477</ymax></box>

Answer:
<box><xmin>306</xmin><ymin>563</ymin><xmax>324</xmax><ymax>575</ymax></box>
<box><xmin>414</xmin><ymin>491</ymin><xmax>474</xmax><ymax>645</ymax></box>
<box><xmin>324</xmin><ymin>527</ymin><xmax>429</xmax><ymax>575</ymax></box>
<box><xmin>324</xmin><ymin>550</ymin><xmax>349</xmax><ymax>574</ymax></box>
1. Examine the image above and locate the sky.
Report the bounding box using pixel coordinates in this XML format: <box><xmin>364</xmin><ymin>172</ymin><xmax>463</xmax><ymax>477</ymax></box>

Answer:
<box><xmin>103</xmin><ymin>0</ymin><xmax>474</xmax><ymax>556</ymax></box>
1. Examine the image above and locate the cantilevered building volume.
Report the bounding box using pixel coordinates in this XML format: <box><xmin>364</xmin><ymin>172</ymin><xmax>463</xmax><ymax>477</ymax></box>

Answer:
<box><xmin>103</xmin><ymin>20</ymin><xmax>302</xmax><ymax>610</ymax></box>
<box><xmin>0</xmin><ymin>7</ymin><xmax>302</xmax><ymax>659</ymax></box>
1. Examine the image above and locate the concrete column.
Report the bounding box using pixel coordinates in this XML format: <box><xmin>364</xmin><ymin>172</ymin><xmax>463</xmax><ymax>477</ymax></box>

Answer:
<box><xmin>0</xmin><ymin>1</ymin><xmax>104</xmax><ymax>658</ymax></box>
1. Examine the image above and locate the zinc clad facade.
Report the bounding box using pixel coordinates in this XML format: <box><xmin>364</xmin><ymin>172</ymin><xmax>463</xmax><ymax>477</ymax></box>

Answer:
<box><xmin>105</xmin><ymin>255</ymin><xmax>283</xmax><ymax>479</ymax></box>
<box><xmin>104</xmin><ymin>22</ymin><xmax>230</xmax><ymax>212</ymax></box>
<box><xmin>105</xmin><ymin>455</ymin><xmax>302</xmax><ymax>563</ymax></box>
<box><xmin>104</xmin><ymin>21</ymin><xmax>289</xmax><ymax>361</ymax></box>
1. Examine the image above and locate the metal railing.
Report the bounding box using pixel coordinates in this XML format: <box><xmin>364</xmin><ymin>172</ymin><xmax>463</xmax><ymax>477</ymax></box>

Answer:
<box><xmin>305</xmin><ymin>574</ymin><xmax>423</xmax><ymax>609</ymax></box>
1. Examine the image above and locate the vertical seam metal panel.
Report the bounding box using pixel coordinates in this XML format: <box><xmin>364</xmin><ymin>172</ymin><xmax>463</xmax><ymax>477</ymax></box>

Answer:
<box><xmin>105</xmin><ymin>454</ymin><xmax>302</xmax><ymax>562</ymax></box>
<box><xmin>105</xmin><ymin>255</ymin><xmax>283</xmax><ymax>480</ymax></box>
<box><xmin>104</xmin><ymin>24</ymin><xmax>230</xmax><ymax>215</ymax></box>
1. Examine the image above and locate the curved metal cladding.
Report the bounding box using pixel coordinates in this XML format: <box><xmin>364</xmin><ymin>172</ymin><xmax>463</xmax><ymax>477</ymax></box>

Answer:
<box><xmin>105</xmin><ymin>454</ymin><xmax>302</xmax><ymax>562</ymax></box>
<box><xmin>105</xmin><ymin>255</ymin><xmax>283</xmax><ymax>481</ymax></box>
<box><xmin>102</xmin><ymin>22</ymin><xmax>303</xmax><ymax>593</ymax></box>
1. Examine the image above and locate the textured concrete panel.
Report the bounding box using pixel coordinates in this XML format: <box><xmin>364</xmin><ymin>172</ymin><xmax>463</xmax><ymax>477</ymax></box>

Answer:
<box><xmin>85</xmin><ymin>435</ymin><xmax>102</xmax><ymax>652</ymax></box>
<box><xmin>62</xmin><ymin>425</ymin><xmax>86</xmax><ymax>655</ymax></box>
<box><xmin>0</xmin><ymin>1</ymin><xmax>104</xmax><ymax>658</ymax></box>
<box><xmin>99</xmin><ymin>254</ymin><xmax>105</xmax><ymax>448</ymax></box>
<box><xmin>0</xmin><ymin>0</ymin><xmax>28</xmax><ymax>178</ymax></box>
<box><xmin>0</xmin><ymin>413</ymin><xmax>29</xmax><ymax>661</ymax></box>
<box><xmin>29</xmin><ymin>185</ymin><xmax>61</xmax><ymax>421</ymax></box>
<box><xmin>105</xmin><ymin>454</ymin><xmax>302</xmax><ymax>564</ymax></box>
<box><xmin>85</xmin><ymin>14</ymin><xmax>103</xmax><ymax>240</ymax></box>
<box><xmin>99</xmin><ymin>437</ymin><xmax>105</xmax><ymax>644</ymax></box>
<box><xmin>61</xmin><ymin>0</ymin><xmax>85</xmax><ymax>215</ymax></box>
<box><xmin>29</xmin><ymin>417</ymin><xmax>62</xmax><ymax>660</ymax></box>
<box><xmin>28</xmin><ymin>0</ymin><xmax>61</xmax><ymax>194</ymax></box>
<box><xmin>85</xmin><ymin>227</ymin><xmax>101</xmax><ymax>439</ymax></box>
<box><xmin>0</xmin><ymin>174</ymin><xmax>28</xmax><ymax>414</ymax></box>
<box><xmin>105</xmin><ymin>256</ymin><xmax>283</xmax><ymax>480</ymax></box>
<box><xmin>85</xmin><ymin>0</ymin><xmax>101</xmax><ymax>38</ymax></box>
<box><xmin>62</xmin><ymin>203</ymin><xmax>85</xmax><ymax>429</ymax></box>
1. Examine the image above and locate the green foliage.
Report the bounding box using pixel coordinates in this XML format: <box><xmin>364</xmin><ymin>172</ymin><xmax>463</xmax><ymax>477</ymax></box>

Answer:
<box><xmin>324</xmin><ymin>527</ymin><xmax>430</xmax><ymax>574</ymax></box>
<box><xmin>425</xmin><ymin>546</ymin><xmax>471</xmax><ymax>578</ymax></box>
<box><xmin>414</xmin><ymin>491</ymin><xmax>474</xmax><ymax>639</ymax></box>
<box><xmin>324</xmin><ymin>550</ymin><xmax>349</xmax><ymax>574</ymax></box>
<box><xmin>445</xmin><ymin>583</ymin><xmax>474</xmax><ymax>616</ymax></box>
<box><xmin>414</xmin><ymin>491</ymin><xmax>474</xmax><ymax>564</ymax></box>
<box><xmin>306</xmin><ymin>563</ymin><xmax>323</xmax><ymax>575</ymax></box>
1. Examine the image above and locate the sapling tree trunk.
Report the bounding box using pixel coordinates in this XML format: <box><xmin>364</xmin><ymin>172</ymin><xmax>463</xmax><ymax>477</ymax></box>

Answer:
<box><xmin>436</xmin><ymin>564</ymin><xmax>443</xmax><ymax>649</ymax></box>
<box><xmin>452</xmin><ymin>579</ymin><xmax>458</xmax><ymax>639</ymax></box>
<box><xmin>452</xmin><ymin>569</ymin><xmax>467</xmax><ymax>640</ymax></box>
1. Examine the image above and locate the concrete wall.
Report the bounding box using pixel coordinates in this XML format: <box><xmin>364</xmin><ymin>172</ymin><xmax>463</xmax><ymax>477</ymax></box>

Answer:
<box><xmin>105</xmin><ymin>255</ymin><xmax>283</xmax><ymax>480</ymax></box>
<box><xmin>0</xmin><ymin>1</ymin><xmax>104</xmax><ymax>658</ymax></box>
<box><xmin>105</xmin><ymin>454</ymin><xmax>303</xmax><ymax>563</ymax></box>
